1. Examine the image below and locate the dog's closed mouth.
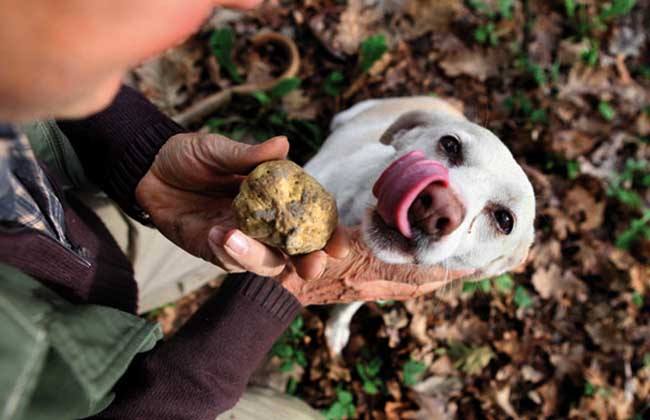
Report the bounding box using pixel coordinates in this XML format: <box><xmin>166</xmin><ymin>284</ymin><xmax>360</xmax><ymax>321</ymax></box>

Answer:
<box><xmin>372</xmin><ymin>150</ymin><xmax>449</xmax><ymax>238</ymax></box>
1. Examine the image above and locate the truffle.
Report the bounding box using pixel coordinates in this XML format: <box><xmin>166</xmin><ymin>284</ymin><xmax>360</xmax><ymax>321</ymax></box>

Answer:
<box><xmin>233</xmin><ymin>160</ymin><xmax>338</xmax><ymax>255</ymax></box>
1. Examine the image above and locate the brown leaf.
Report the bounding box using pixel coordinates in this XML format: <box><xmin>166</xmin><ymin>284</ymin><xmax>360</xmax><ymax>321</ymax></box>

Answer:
<box><xmin>564</xmin><ymin>186</ymin><xmax>605</xmax><ymax>232</ymax></box>
<box><xmin>282</xmin><ymin>90</ymin><xmax>318</xmax><ymax>120</ymax></box>
<box><xmin>636</xmin><ymin>111</ymin><xmax>650</xmax><ymax>136</ymax></box>
<box><xmin>550</xmin><ymin>343</ymin><xmax>585</xmax><ymax>379</ymax></box>
<box><xmin>528</xmin><ymin>13</ymin><xmax>562</xmax><ymax>67</ymax></box>
<box><xmin>552</xmin><ymin>130</ymin><xmax>596</xmax><ymax>159</ymax></box>
<box><xmin>537</xmin><ymin>382</ymin><xmax>558</xmax><ymax>417</ymax></box>
<box><xmin>382</xmin><ymin>307</ymin><xmax>409</xmax><ymax>348</ymax></box>
<box><xmin>494</xmin><ymin>386</ymin><xmax>520</xmax><ymax>420</ymax></box>
<box><xmin>396</xmin><ymin>0</ymin><xmax>463</xmax><ymax>39</ymax></box>
<box><xmin>134</xmin><ymin>42</ymin><xmax>202</xmax><ymax>115</ymax></box>
<box><xmin>439</xmin><ymin>49</ymin><xmax>499</xmax><ymax>81</ymax></box>
<box><xmin>521</xmin><ymin>365</ymin><xmax>545</xmax><ymax>383</ymax></box>
<box><xmin>334</xmin><ymin>0</ymin><xmax>382</xmax><ymax>55</ymax></box>
<box><xmin>532</xmin><ymin>265</ymin><xmax>588</xmax><ymax>302</ymax></box>
<box><xmin>629</xmin><ymin>265</ymin><xmax>649</xmax><ymax>294</ymax></box>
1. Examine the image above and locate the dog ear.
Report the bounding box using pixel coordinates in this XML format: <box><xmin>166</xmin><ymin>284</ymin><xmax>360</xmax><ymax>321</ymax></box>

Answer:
<box><xmin>379</xmin><ymin>111</ymin><xmax>432</xmax><ymax>145</ymax></box>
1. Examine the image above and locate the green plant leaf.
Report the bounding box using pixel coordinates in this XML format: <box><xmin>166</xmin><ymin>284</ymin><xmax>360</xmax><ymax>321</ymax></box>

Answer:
<box><xmin>475</xmin><ymin>23</ymin><xmax>498</xmax><ymax>46</ymax></box>
<box><xmin>462</xmin><ymin>281</ymin><xmax>479</xmax><ymax>294</ymax></box>
<box><xmin>336</xmin><ymin>388</ymin><xmax>353</xmax><ymax>405</ymax></box>
<box><xmin>514</xmin><ymin>285</ymin><xmax>534</xmax><ymax>309</ymax></box>
<box><xmin>632</xmin><ymin>292</ymin><xmax>644</xmax><ymax>307</ymax></box>
<box><xmin>323</xmin><ymin>71</ymin><xmax>345</xmax><ymax>96</ymax></box>
<box><xmin>600</xmin><ymin>0</ymin><xmax>636</xmax><ymax>20</ymax></box>
<box><xmin>210</xmin><ymin>28</ymin><xmax>243</xmax><ymax>83</ymax></box>
<box><xmin>359</xmin><ymin>35</ymin><xmax>388</xmax><ymax>73</ymax></box>
<box><xmin>363</xmin><ymin>381</ymin><xmax>379</xmax><ymax>395</ymax></box>
<box><xmin>530</xmin><ymin>108</ymin><xmax>548</xmax><ymax>124</ymax></box>
<box><xmin>286</xmin><ymin>377</ymin><xmax>298</xmax><ymax>395</ymax></box>
<box><xmin>565</xmin><ymin>0</ymin><xmax>576</xmax><ymax>18</ymax></box>
<box><xmin>584</xmin><ymin>381</ymin><xmax>596</xmax><ymax>396</ymax></box>
<box><xmin>499</xmin><ymin>0</ymin><xmax>513</xmax><ymax>19</ymax></box>
<box><xmin>289</xmin><ymin>315</ymin><xmax>304</xmax><ymax>337</ymax></box>
<box><xmin>449</xmin><ymin>343</ymin><xmax>495</xmax><ymax>375</ymax></box>
<box><xmin>279</xmin><ymin>360</ymin><xmax>295</xmax><ymax>372</ymax></box>
<box><xmin>616</xmin><ymin>211</ymin><xmax>650</xmax><ymax>250</ymax></box>
<box><xmin>272</xmin><ymin>342</ymin><xmax>293</xmax><ymax>358</ymax></box>
<box><xmin>494</xmin><ymin>274</ymin><xmax>514</xmax><ymax>294</ymax></box>
<box><xmin>323</xmin><ymin>402</ymin><xmax>346</xmax><ymax>420</ymax></box>
<box><xmin>598</xmin><ymin>100</ymin><xmax>616</xmax><ymax>121</ymax></box>
<box><xmin>251</xmin><ymin>91</ymin><xmax>271</xmax><ymax>106</ymax></box>
<box><xmin>270</xmin><ymin>77</ymin><xmax>302</xmax><ymax>99</ymax></box>
<box><xmin>567</xmin><ymin>160</ymin><xmax>580</xmax><ymax>180</ymax></box>
<box><xmin>402</xmin><ymin>359</ymin><xmax>427</xmax><ymax>386</ymax></box>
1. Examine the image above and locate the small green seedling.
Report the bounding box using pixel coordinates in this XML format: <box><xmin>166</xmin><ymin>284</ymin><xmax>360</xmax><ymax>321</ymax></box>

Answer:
<box><xmin>355</xmin><ymin>358</ymin><xmax>383</xmax><ymax>395</ymax></box>
<box><xmin>323</xmin><ymin>387</ymin><xmax>356</xmax><ymax>420</ymax></box>
<box><xmin>271</xmin><ymin>315</ymin><xmax>307</xmax><ymax>374</ymax></box>
<box><xmin>359</xmin><ymin>35</ymin><xmax>388</xmax><ymax>73</ymax></box>
<box><xmin>402</xmin><ymin>358</ymin><xmax>427</xmax><ymax>386</ymax></box>
<box><xmin>211</xmin><ymin>27</ymin><xmax>243</xmax><ymax>83</ymax></box>
<box><xmin>581</xmin><ymin>40</ymin><xmax>600</xmax><ymax>66</ymax></box>
<box><xmin>616</xmin><ymin>210</ymin><xmax>650</xmax><ymax>250</ymax></box>
<box><xmin>447</xmin><ymin>341</ymin><xmax>495</xmax><ymax>375</ymax></box>
<box><xmin>598</xmin><ymin>100</ymin><xmax>616</xmax><ymax>121</ymax></box>
<box><xmin>600</xmin><ymin>0</ymin><xmax>636</xmax><ymax>21</ymax></box>
<box><xmin>462</xmin><ymin>278</ymin><xmax>492</xmax><ymax>294</ymax></box>
<box><xmin>475</xmin><ymin>22</ymin><xmax>499</xmax><ymax>46</ymax></box>
<box><xmin>494</xmin><ymin>273</ymin><xmax>515</xmax><ymax>294</ymax></box>
<box><xmin>323</xmin><ymin>71</ymin><xmax>345</xmax><ymax>97</ymax></box>
<box><xmin>632</xmin><ymin>292</ymin><xmax>644</xmax><ymax>308</ymax></box>
<box><xmin>514</xmin><ymin>285</ymin><xmax>534</xmax><ymax>309</ymax></box>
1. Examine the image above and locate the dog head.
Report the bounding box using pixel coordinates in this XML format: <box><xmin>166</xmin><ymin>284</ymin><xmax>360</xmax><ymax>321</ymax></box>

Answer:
<box><xmin>363</xmin><ymin>110</ymin><xmax>535</xmax><ymax>278</ymax></box>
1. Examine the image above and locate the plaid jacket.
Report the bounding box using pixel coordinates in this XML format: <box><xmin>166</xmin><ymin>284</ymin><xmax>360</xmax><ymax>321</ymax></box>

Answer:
<box><xmin>0</xmin><ymin>124</ymin><xmax>68</xmax><ymax>245</ymax></box>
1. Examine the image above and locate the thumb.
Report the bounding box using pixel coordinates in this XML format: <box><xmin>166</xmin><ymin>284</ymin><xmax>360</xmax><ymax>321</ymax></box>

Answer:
<box><xmin>202</xmin><ymin>134</ymin><xmax>290</xmax><ymax>175</ymax></box>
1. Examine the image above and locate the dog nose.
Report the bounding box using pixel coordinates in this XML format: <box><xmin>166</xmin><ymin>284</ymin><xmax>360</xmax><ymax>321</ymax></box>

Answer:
<box><xmin>409</xmin><ymin>183</ymin><xmax>465</xmax><ymax>237</ymax></box>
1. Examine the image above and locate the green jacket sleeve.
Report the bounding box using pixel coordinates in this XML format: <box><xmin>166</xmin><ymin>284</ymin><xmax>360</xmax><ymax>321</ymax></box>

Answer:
<box><xmin>0</xmin><ymin>264</ymin><xmax>162</xmax><ymax>420</ymax></box>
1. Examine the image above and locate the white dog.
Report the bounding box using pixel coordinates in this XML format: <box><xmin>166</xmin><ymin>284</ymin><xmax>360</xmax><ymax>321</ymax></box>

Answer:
<box><xmin>304</xmin><ymin>96</ymin><xmax>536</xmax><ymax>355</ymax></box>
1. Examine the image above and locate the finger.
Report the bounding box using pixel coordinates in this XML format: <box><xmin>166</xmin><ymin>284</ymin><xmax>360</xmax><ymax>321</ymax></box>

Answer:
<box><xmin>222</xmin><ymin>229</ymin><xmax>287</xmax><ymax>277</ymax></box>
<box><xmin>207</xmin><ymin>227</ymin><xmax>248</xmax><ymax>272</ymax></box>
<box><xmin>202</xmin><ymin>134</ymin><xmax>290</xmax><ymax>175</ymax></box>
<box><xmin>292</xmin><ymin>250</ymin><xmax>328</xmax><ymax>281</ymax></box>
<box><xmin>324</xmin><ymin>225</ymin><xmax>351</xmax><ymax>259</ymax></box>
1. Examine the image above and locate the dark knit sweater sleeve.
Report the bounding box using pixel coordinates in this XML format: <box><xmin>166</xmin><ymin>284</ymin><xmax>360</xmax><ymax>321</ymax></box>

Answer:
<box><xmin>57</xmin><ymin>85</ymin><xmax>185</xmax><ymax>222</ymax></box>
<box><xmin>89</xmin><ymin>273</ymin><xmax>301</xmax><ymax>420</ymax></box>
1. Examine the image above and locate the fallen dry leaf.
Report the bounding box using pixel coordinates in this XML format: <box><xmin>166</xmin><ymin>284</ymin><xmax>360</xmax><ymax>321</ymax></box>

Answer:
<box><xmin>439</xmin><ymin>49</ymin><xmax>499</xmax><ymax>81</ymax></box>
<box><xmin>133</xmin><ymin>42</ymin><xmax>202</xmax><ymax>115</ymax></box>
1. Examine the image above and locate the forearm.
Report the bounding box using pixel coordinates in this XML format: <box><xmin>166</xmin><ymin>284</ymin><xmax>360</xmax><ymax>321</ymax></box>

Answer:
<box><xmin>90</xmin><ymin>273</ymin><xmax>301</xmax><ymax>420</ymax></box>
<box><xmin>57</xmin><ymin>85</ymin><xmax>185</xmax><ymax>222</ymax></box>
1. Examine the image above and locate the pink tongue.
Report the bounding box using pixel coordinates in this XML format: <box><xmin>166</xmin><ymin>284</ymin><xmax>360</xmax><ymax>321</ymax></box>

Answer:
<box><xmin>373</xmin><ymin>150</ymin><xmax>449</xmax><ymax>238</ymax></box>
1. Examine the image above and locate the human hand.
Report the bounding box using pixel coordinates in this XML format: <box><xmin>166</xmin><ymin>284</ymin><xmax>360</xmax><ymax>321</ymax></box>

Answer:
<box><xmin>135</xmin><ymin>133</ymin><xmax>349</xmax><ymax>279</ymax></box>
<box><xmin>278</xmin><ymin>227</ymin><xmax>475</xmax><ymax>305</ymax></box>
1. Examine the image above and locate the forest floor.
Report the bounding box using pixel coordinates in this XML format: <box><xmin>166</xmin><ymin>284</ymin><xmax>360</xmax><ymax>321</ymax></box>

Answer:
<box><xmin>140</xmin><ymin>1</ymin><xmax>649</xmax><ymax>418</ymax></box>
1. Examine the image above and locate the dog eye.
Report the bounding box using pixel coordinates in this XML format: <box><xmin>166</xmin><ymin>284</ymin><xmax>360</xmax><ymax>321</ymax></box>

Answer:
<box><xmin>439</xmin><ymin>135</ymin><xmax>462</xmax><ymax>164</ymax></box>
<box><xmin>493</xmin><ymin>209</ymin><xmax>514</xmax><ymax>234</ymax></box>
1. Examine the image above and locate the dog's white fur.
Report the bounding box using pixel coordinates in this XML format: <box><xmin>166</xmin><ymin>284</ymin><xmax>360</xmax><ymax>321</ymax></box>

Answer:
<box><xmin>304</xmin><ymin>97</ymin><xmax>536</xmax><ymax>355</ymax></box>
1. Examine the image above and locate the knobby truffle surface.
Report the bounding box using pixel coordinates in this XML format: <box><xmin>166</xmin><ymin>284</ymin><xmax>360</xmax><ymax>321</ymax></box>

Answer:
<box><xmin>233</xmin><ymin>160</ymin><xmax>338</xmax><ymax>255</ymax></box>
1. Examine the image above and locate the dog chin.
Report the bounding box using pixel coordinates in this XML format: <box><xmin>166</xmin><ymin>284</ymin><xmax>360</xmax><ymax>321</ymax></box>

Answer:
<box><xmin>361</xmin><ymin>208</ymin><xmax>459</xmax><ymax>266</ymax></box>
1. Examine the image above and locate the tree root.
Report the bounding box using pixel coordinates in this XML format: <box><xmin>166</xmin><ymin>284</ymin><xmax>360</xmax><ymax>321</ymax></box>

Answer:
<box><xmin>173</xmin><ymin>31</ymin><xmax>301</xmax><ymax>127</ymax></box>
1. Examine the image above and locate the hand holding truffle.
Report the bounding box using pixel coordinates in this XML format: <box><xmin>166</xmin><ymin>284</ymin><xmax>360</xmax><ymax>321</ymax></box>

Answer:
<box><xmin>135</xmin><ymin>133</ymin><xmax>348</xmax><ymax>279</ymax></box>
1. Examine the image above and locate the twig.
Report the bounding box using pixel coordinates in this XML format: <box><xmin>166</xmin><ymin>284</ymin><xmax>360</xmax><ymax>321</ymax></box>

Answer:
<box><xmin>173</xmin><ymin>31</ymin><xmax>301</xmax><ymax>127</ymax></box>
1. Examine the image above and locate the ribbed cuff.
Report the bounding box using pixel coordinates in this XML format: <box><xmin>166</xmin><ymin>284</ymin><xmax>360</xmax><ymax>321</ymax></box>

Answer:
<box><xmin>219</xmin><ymin>272</ymin><xmax>302</xmax><ymax>323</ymax></box>
<box><xmin>58</xmin><ymin>86</ymin><xmax>186</xmax><ymax>223</ymax></box>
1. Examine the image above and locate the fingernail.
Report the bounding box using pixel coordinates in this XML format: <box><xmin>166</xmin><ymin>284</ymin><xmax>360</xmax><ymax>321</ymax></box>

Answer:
<box><xmin>208</xmin><ymin>227</ymin><xmax>225</xmax><ymax>245</ymax></box>
<box><xmin>225</xmin><ymin>231</ymin><xmax>249</xmax><ymax>255</ymax></box>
